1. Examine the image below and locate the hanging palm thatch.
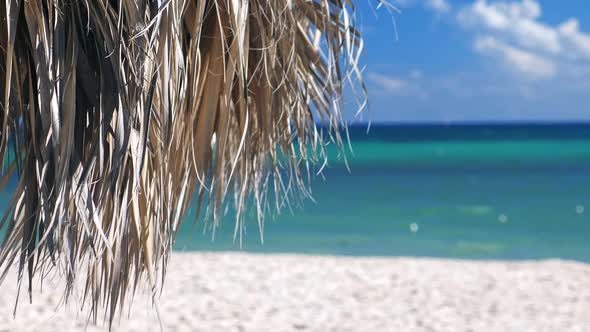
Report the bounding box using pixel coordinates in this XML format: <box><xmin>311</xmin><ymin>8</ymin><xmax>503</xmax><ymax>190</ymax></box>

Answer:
<box><xmin>0</xmin><ymin>0</ymin><xmax>379</xmax><ymax>325</ymax></box>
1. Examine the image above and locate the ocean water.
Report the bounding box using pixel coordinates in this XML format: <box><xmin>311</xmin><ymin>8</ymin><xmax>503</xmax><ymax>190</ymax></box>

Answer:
<box><xmin>176</xmin><ymin>124</ymin><xmax>590</xmax><ymax>261</ymax></box>
<box><xmin>2</xmin><ymin>124</ymin><xmax>590</xmax><ymax>261</ymax></box>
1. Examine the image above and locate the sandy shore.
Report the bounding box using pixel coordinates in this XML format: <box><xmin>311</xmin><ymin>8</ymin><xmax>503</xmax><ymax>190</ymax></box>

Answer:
<box><xmin>1</xmin><ymin>253</ymin><xmax>589</xmax><ymax>332</ymax></box>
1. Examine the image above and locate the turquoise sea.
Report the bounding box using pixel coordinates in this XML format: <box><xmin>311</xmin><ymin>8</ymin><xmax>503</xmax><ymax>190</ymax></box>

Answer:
<box><xmin>2</xmin><ymin>124</ymin><xmax>590</xmax><ymax>261</ymax></box>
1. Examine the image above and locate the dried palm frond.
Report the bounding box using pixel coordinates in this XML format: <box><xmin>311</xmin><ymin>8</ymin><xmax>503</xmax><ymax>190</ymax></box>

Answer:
<box><xmin>0</xmin><ymin>0</ymin><xmax>380</xmax><ymax>325</ymax></box>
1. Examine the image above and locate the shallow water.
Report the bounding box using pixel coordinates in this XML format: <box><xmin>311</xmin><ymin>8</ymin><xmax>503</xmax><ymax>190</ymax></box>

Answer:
<box><xmin>2</xmin><ymin>124</ymin><xmax>590</xmax><ymax>261</ymax></box>
<box><xmin>176</xmin><ymin>124</ymin><xmax>590</xmax><ymax>261</ymax></box>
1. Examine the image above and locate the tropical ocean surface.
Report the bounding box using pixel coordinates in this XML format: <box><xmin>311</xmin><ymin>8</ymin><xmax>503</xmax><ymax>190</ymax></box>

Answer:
<box><xmin>2</xmin><ymin>124</ymin><xmax>590</xmax><ymax>261</ymax></box>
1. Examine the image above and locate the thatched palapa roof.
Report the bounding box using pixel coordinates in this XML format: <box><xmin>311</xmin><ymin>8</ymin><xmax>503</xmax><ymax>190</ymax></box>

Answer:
<box><xmin>0</xmin><ymin>0</ymin><xmax>382</xmax><ymax>325</ymax></box>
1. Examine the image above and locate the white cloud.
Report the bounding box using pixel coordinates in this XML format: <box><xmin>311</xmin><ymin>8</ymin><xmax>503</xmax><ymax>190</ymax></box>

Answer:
<box><xmin>368</xmin><ymin>72</ymin><xmax>428</xmax><ymax>98</ymax></box>
<box><xmin>369</xmin><ymin>73</ymin><xmax>409</xmax><ymax>91</ymax></box>
<box><xmin>396</xmin><ymin>0</ymin><xmax>451</xmax><ymax>14</ymax></box>
<box><xmin>426</xmin><ymin>0</ymin><xmax>451</xmax><ymax>14</ymax></box>
<box><xmin>458</xmin><ymin>0</ymin><xmax>560</xmax><ymax>55</ymax></box>
<box><xmin>474</xmin><ymin>36</ymin><xmax>556</xmax><ymax>79</ymax></box>
<box><xmin>457</xmin><ymin>0</ymin><xmax>590</xmax><ymax>80</ymax></box>
<box><xmin>410</xmin><ymin>69</ymin><xmax>424</xmax><ymax>80</ymax></box>
<box><xmin>559</xmin><ymin>19</ymin><xmax>590</xmax><ymax>60</ymax></box>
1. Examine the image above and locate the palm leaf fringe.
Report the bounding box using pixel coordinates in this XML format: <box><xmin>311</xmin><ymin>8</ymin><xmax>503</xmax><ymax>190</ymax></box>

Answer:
<box><xmin>0</xmin><ymin>0</ymin><xmax>374</xmax><ymax>325</ymax></box>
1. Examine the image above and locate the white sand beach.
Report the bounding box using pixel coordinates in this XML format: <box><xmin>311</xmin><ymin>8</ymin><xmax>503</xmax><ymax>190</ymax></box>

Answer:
<box><xmin>1</xmin><ymin>253</ymin><xmax>589</xmax><ymax>332</ymax></box>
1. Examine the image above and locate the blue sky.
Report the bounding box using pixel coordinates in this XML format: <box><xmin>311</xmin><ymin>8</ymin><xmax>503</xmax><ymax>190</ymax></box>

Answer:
<box><xmin>352</xmin><ymin>0</ymin><xmax>590</xmax><ymax>122</ymax></box>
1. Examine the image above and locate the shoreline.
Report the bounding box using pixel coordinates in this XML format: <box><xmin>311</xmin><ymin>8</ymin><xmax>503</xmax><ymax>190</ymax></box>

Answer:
<box><xmin>1</xmin><ymin>252</ymin><xmax>589</xmax><ymax>331</ymax></box>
